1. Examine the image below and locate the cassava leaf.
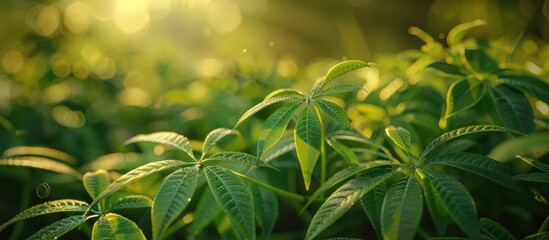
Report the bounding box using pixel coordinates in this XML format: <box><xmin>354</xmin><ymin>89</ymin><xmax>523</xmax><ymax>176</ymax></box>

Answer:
<box><xmin>205</xmin><ymin>166</ymin><xmax>255</xmax><ymax>239</ymax></box>
<box><xmin>312</xmin><ymin>84</ymin><xmax>364</xmax><ymax>98</ymax></box>
<box><xmin>92</xmin><ymin>213</ymin><xmax>146</xmax><ymax>240</ymax></box>
<box><xmin>201</xmin><ymin>151</ymin><xmax>275</xmax><ymax>169</ymax></box>
<box><xmin>480</xmin><ymin>218</ymin><xmax>515</xmax><ymax>240</ymax></box>
<box><xmin>152</xmin><ymin>166</ymin><xmax>199</xmax><ymax>240</ymax></box>
<box><xmin>447</xmin><ymin>19</ymin><xmax>486</xmax><ymax>46</ymax></box>
<box><xmin>190</xmin><ymin>187</ymin><xmax>222</xmax><ymax>236</ymax></box>
<box><xmin>201</xmin><ymin>128</ymin><xmax>239</xmax><ymax>159</ymax></box>
<box><xmin>496</xmin><ymin>74</ymin><xmax>549</xmax><ymax>104</ymax></box>
<box><xmin>125</xmin><ymin>132</ymin><xmax>194</xmax><ymax>161</ymax></box>
<box><xmin>294</xmin><ymin>106</ymin><xmax>322</xmax><ymax>191</ymax></box>
<box><xmin>515</xmin><ymin>155</ymin><xmax>549</xmax><ymax>173</ymax></box>
<box><xmin>250</xmin><ymin>171</ymin><xmax>278</xmax><ymax>240</ymax></box>
<box><xmin>445</xmin><ymin>79</ymin><xmax>486</xmax><ymax>118</ymax></box>
<box><xmin>422</xmin><ymin>152</ymin><xmax>520</xmax><ymax>191</ymax></box>
<box><xmin>422</xmin><ymin>174</ymin><xmax>449</xmax><ymax>236</ymax></box>
<box><xmin>305</xmin><ymin>167</ymin><xmax>395</xmax><ymax>240</ymax></box>
<box><xmin>326</xmin><ymin>137</ymin><xmax>359</xmax><ymax>164</ymax></box>
<box><xmin>522</xmin><ymin>231</ymin><xmax>549</xmax><ymax>239</ymax></box>
<box><xmin>512</xmin><ymin>173</ymin><xmax>549</xmax><ymax>183</ymax></box>
<box><xmin>235</xmin><ymin>95</ymin><xmax>302</xmax><ymax>128</ymax></box>
<box><xmin>83</xmin><ymin>169</ymin><xmax>111</xmax><ymax>200</ymax></box>
<box><xmin>0</xmin><ymin>200</ymin><xmax>89</xmax><ymax>232</ymax></box>
<box><xmin>89</xmin><ymin>160</ymin><xmax>191</xmax><ymax>210</ymax></box>
<box><xmin>420</xmin><ymin>125</ymin><xmax>523</xmax><ymax>161</ymax></box>
<box><xmin>385</xmin><ymin>126</ymin><xmax>412</xmax><ymax>154</ymax></box>
<box><xmin>2</xmin><ymin>146</ymin><xmax>78</xmax><ymax>165</ymax></box>
<box><xmin>361</xmin><ymin>184</ymin><xmax>387</xmax><ymax>240</ymax></box>
<box><xmin>260</xmin><ymin>136</ymin><xmax>296</xmax><ymax>163</ymax></box>
<box><xmin>263</xmin><ymin>88</ymin><xmax>305</xmax><ymax>101</ymax></box>
<box><xmin>27</xmin><ymin>215</ymin><xmax>88</xmax><ymax>240</ymax></box>
<box><xmin>313</xmin><ymin>60</ymin><xmax>377</xmax><ymax>94</ymax></box>
<box><xmin>426</xmin><ymin>61</ymin><xmax>467</xmax><ymax>76</ymax></box>
<box><xmin>0</xmin><ymin>157</ymin><xmax>81</xmax><ymax>178</ymax></box>
<box><xmin>315</xmin><ymin>98</ymin><xmax>352</xmax><ymax>129</ymax></box>
<box><xmin>460</xmin><ymin>48</ymin><xmax>498</xmax><ymax>74</ymax></box>
<box><xmin>423</xmin><ymin>170</ymin><xmax>481</xmax><ymax>239</ymax></box>
<box><xmin>257</xmin><ymin>103</ymin><xmax>300</xmax><ymax>156</ymax></box>
<box><xmin>381</xmin><ymin>177</ymin><xmax>423</xmax><ymax>240</ymax></box>
<box><xmin>107</xmin><ymin>195</ymin><xmax>152</xmax><ymax>211</ymax></box>
<box><xmin>490</xmin><ymin>85</ymin><xmax>535</xmax><ymax>133</ymax></box>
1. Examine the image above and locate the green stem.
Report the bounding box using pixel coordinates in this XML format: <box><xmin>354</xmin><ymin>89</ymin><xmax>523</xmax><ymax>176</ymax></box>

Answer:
<box><xmin>539</xmin><ymin>214</ymin><xmax>549</xmax><ymax>233</ymax></box>
<box><xmin>231</xmin><ymin>171</ymin><xmax>306</xmax><ymax>202</ymax></box>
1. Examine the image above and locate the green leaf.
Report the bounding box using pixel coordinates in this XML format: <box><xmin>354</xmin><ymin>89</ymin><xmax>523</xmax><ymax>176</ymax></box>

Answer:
<box><xmin>385</xmin><ymin>126</ymin><xmax>412</xmax><ymax>154</ymax></box>
<box><xmin>201</xmin><ymin>128</ymin><xmax>239</xmax><ymax>159</ymax></box>
<box><xmin>426</xmin><ymin>61</ymin><xmax>467</xmax><ymax>76</ymax></box>
<box><xmin>125</xmin><ymin>132</ymin><xmax>194</xmax><ymax>161</ymax></box>
<box><xmin>0</xmin><ymin>157</ymin><xmax>81</xmax><ymax>178</ymax></box>
<box><xmin>2</xmin><ymin>146</ymin><xmax>78</xmax><ymax>165</ymax></box>
<box><xmin>512</xmin><ymin>173</ymin><xmax>549</xmax><ymax>183</ymax></box>
<box><xmin>313</xmin><ymin>60</ymin><xmax>377</xmax><ymax>94</ymax></box>
<box><xmin>90</xmin><ymin>160</ymin><xmax>191</xmax><ymax>210</ymax></box>
<box><xmin>496</xmin><ymin>74</ymin><xmax>549</xmax><ymax>104</ymax></box>
<box><xmin>361</xmin><ymin>184</ymin><xmax>387</xmax><ymax>240</ymax></box>
<box><xmin>522</xmin><ymin>231</ymin><xmax>549</xmax><ymax>240</ymax></box>
<box><xmin>490</xmin><ymin>85</ymin><xmax>535</xmax><ymax>133</ymax></box>
<box><xmin>257</xmin><ymin>103</ymin><xmax>300</xmax><ymax>156</ymax></box>
<box><xmin>445</xmin><ymin>79</ymin><xmax>486</xmax><ymax>118</ymax></box>
<box><xmin>250</xmin><ymin>172</ymin><xmax>278</xmax><ymax>240</ymax></box>
<box><xmin>190</xmin><ymin>187</ymin><xmax>222</xmax><ymax>236</ymax></box>
<box><xmin>488</xmin><ymin>134</ymin><xmax>549</xmax><ymax>162</ymax></box>
<box><xmin>107</xmin><ymin>195</ymin><xmax>152</xmax><ymax>211</ymax></box>
<box><xmin>326</xmin><ymin>137</ymin><xmax>359</xmax><ymax>164</ymax></box>
<box><xmin>422</xmin><ymin>152</ymin><xmax>520</xmax><ymax>191</ymax></box>
<box><xmin>329</xmin><ymin>131</ymin><xmax>393</xmax><ymax>158</ymax></box>
<box><xmin>28</xmin><ymin>215</ymin><xmax>87</xmax><ymax>240</ymax></box>
<box><xmin>315</xmin><ymin>98</ymin><xmax>352</xmax><ymax>129</ymax></box>
<box><xmin>480</xmin><ymin>218</ymin><xmax>515</xmax><ymax>240</ymax></box>
<box><xmin>235</xmin><ymin>95</ymin><xmax>302</xmax><ymax>128</ymax></box>
<box><xmin>0</xmin><ymin>199</ymin><xmax>89</xmax><ymax>232</ymax></box>
<box><xmin>381</xmin><ymin>177</ymin><xmax>423</xmax><ymax>240</ymax></box>
<box><xmin>302</xmin><ymin>162</ymin><xmax>395</xmax><ymax>211</ymax></box>
<box><xmin>461</xmin><ymin>48</ymin><xmax>498</xmax><ymax>74</ymax></box>
<box><xmin>305</xmin><ymin>167</ymin><xmax>395</xmax><ymax>240</ymax></box>
<box><xmin>202</xmin><ymin>151</ymin><xmax>274</xmax><ymax>169</ymax></box>
<box><xmin>294</xmin><ymin>106</ymin><xmax>322</xmax><ymax>191</ymax></box>
<box><xmin>92</xmin><ymin>213</ymin><xmax>146</xmax><ymax>240</ymax></box>
<box><xmin>422</xmin><ymin>174</ymin><xmax>449</xmax><ymax>236</ymax></box>
<box><xmin>263</xmin><ymin>88</ymin><xmax>305</xmax><ymax>100</ymax></box>
<box><xmin>152</xmin><ymin>166</ymin><xmax>199</xmax><ymax>240</ymax></box>
<box><xmin>420</xmin><ymin>125</ymin><xmax>523</xmax><ymax>161</ymax></box>
<box><xmin>205</xmin><ymin>166</ymin><xmax>255</xmax><ymax>239</ymax></box>
<box><xmin>447</xmin><ymin>19</ymin><xmax>486</xmax><ymax>46</ymax></box>
<box><xmin>312</xmin><ymin>84</ymin><xmax>364</xmax><ymax>98</ymax></box>
<box><xmin>83</xmin><ymin>169</ymin><xmax>111</xmax><ymax>200</ymax></box>
<box><xmin>260</xmin><ymin>136</ymin><xmax>296</xmax><ymax>163</ymax></box>
<box><xmin>515</xmin><ymin>155</ymin><xmax>549</xmax><ymax>173</ymax></box>
<box><xmin>423</xmin><ymin>170</ymin><xmax>480</xmax><ymax>238</ymax></box>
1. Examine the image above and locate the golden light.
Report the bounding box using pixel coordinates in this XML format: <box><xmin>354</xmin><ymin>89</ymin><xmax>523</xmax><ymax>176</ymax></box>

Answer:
<box><xmin>207</xmin><ymin>0</ymin><xmax>242</xmax><ymax>33</ymax></box>
<box><xmin>2</xmin><ymin>51</ymin><xmax>25</xmax><ymax>73</ymax></box>
<box><xmin>536</xmin><ymin>100</ymin><xmax>549</xmax><ymax>115</ymax></box>
<box><xmin>276</xmin><ymin>59</ymin><xmax>298</xmax><ymax>78</ymax></box>
<box><xmin>29</xmin><ymin>5</ymin><xmax>61</xmax><ymax>37</ymax></box>
<box><xmin>64</xmin><ymin>2</ymin><xmax>92</xmax><ymax>36</ymax></box>
<box><xmin>114</xmin><ymin>0</ymin><xmax>150</xmax><ymax>34</ymax></box>
<box><xmin>52</xmin><ymin>105</ymin><xmax>86</xmax><ymax>128</ymax></box>
<box><xmin>72</xmin><ymin>61</ymin><xmax>90</xmax><ymax>79</ymax></box>
<box><xmin>117</xmin><ymin>88</ymin><xmax>151</xmax><ymax>107</ymax></box>
<box><xmin>50</xmin><ymin>54</ymin><xmax>72</xmax><ymax>78</ymax></box>
<box><xmin>196</xmin><ymin>58</ymin><xmax>223</xmax><ymax>77</ymax></box>
<box><xmin>44</xmin><ymin>82</ymin><xmax>71</xmax><ymax>103</ymax></box>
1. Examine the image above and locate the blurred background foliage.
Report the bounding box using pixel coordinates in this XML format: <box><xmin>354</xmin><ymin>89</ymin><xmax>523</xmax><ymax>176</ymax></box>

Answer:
<box><xmin>0</xmin><ymin>0</ymin><xmax>548</xmax><ymax>238</ymax></box>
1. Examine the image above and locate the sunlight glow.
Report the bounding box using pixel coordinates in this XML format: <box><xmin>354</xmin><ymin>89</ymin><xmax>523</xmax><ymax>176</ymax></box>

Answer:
<box><xmin>64</xmin><ymin>2</ymin><xmax>92</xmax><ymax>36</ymax></box>
<box><xmin>114</xmin><ymin>0</ymin><xmax>150</xmax><ymax>34</ymax></box>
<box><xmin>207</xmin><ymin>0</ymin><xmax>242</xmax><ymax>33</ymax></box>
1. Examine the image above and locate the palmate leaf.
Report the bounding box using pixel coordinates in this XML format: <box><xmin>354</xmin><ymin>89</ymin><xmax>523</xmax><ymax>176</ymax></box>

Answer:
<box><xmin>445</xmin><ymin>79</ymin><xmax>486</xmax><ymax>118</ymax></box>
<box><xmin>205</xmin><ymin>166</ymin><xmax>255</xmax><ymax>239</ymax></box>
<box><xmin>422</xmin><ymin>152</ymin><xmax>520</xmax><ymax>191</ymax></box>
<box><xmin>305</xmin><ymin>167</ymin><xmax>396</xmax><ymax>240</ymax></box>
<box><xmin>361</xmin><ymin>183</ymin><xmax>387</xmax><ymax>240</ymax></box>
<box><xmin>189</xmin><ymin>187</ymin><xmax>222</xmax><ymax>236</ymax></box>
<box><xmin>426</xmin><ymin>61</ymin><xmax>466</xmax><ymax>76</ymax></box>
<box><xmin>512</xmin><ymin>173</ymin><xmax>549</xmax><ymax>183</ymax></box>
<box><xmin>27</xmin><ymin>215</ymin><xmax>88</xmax><ymax>240</ymax></box>
<box><xmin>326</xmin><ymin>137</ymin><xmax>359</xmax><ymax>164</ymax></box>
<box><xmin>480</xmin><ymin>218</ymin><xmax>515</xmax><ymax>240</ymax></box>
<box><xmin>152</xmin><ymin>166</ymin><xmax>199</xmax><ymax>240</ymax></box>
<box><xmin>302</xmin><ymin>162</ymin><xmax>395</xmax><ymax>212</ymax></box>
<box><xmin>381</xmin><ymin>177</ymin><xmax>423</xmax><ymax>240</ymax></box>
<box><xmin>250</xmin><ymin>171</ymin><xmax>278</xmax><ymax>240</ymax></box>
<box><xmin>516</xmin><ymin>155</ymin><xmax>549</xmax><ymax>173</ymax></box>
<box><xmin>490</xmin><ymin>85</ymin><xmax>535</xmax><ymax>133</ymax></box>
<box><xmin>235</xmin><ymin>95</ymin><xmax>303</xmax><ymax>127</ymax></box>
<box><xmin>0</xmin><ymin>157</ymin><xmax>81</xmax><ymax>178</ymax></box>
<box><xmin>201</xmin><ymin>152</ymin><xmax>275</xmax><ymax>169</ymax></box>
<box><xmin>89</xmin><ymin>160</ymin><xmax>192</xmax><ymax>210</ymax></box>
<box><xmin>0</xmin><ymin>199</ymin><xmax>89</xmax><ymax>232</ymax></box>
<box><xmin>312</xmin><ymin>60</ymin><xmax>377</xmax><ymax>94</ymax></box>
<box><xmin>423</xmin><ymin>170</ymin><xmax>480</xmax><ymax>239</ymax></box>
<box><xmin>263</xmin><ymin>88</ymin><xmax>305</xmax><ymax>100</ymax></box>
<box><xmin>260</xmin><ymin>136</ymin><xmax>296</xmax><ymax>163</ymax></box>
<box><xmin>422</xmin><ymin>173</ymin><xmax>449</xmax><ymax>236</ymax></box>
<box><xmin>257</xmin><ymin>103</ymin><xmax>300</xmax><ymax>156</ymax></box>
<box><xmin>315</xmin><ymin>98</ymin><xmax>352</xmax><ymax>130</ymax></box>
<box><xmin>2</xmin><ymin>146</ymin><xmax>78</xmax><ymax>165</ymax></box>
<box><xmin>83</xmin><ymin>169</ymin><xmax>111</xmax><ymax>200</ymax></box>
<box><xmin>461</xmin><ymin>48</ymin><xmax>498</xmax><ymax>74</ymax></box>
<box><xmin>294</xmin><ymin>106</ymin><xmax>322</xmax><ymax>191</ymax></box>
<box><xmin>496</xmin><ymin>74</ymin><xmax>549</xmax><ymax>104</ymax></box>
<box><xmin>420</xmin><ymin>125</ymin><xmax>523</xmax><ymax>161</ymax></box>
<box><xmin>312</xmin><ymin>84</ymin><xmax>364</xmax><ymax>98</ymax></box>
<box><xmin>92</xmin><ymin>213</ymin><xmax>146</xmax><ymax>240</ymax></box>
<box><xmin>107</xmin><ymin>195</ymin><xmax>152</xmax><ymax>211</ymax></box>
<box><xmin>446</xmin><ymin>19</ymin><xmax>486</xmax><ymax>46</ymax></box>
<box><xmin>385</xmin><ymin>126</ymin><xmax>412</xmax><ymax>154</ymax></box>
<box><xmin>201</xmin><ymin>128</ymin><xmax>239</xmax><ymax>159</ymax></box>
<box><xmin>125</xmin><ymin>132</ymin><xmax>195</xmax><ymax>161</ymax></box>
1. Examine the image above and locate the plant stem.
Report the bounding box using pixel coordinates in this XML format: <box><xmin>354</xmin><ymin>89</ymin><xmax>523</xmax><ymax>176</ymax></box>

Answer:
<box><xmin>539</xmin><ymin>214</ymin><xmax>549</xmax><ymax>233</ymax></box>
<box><xmin>231</xmin><ymin>171</ymin><xmax>306</xmax><ymax>202</ymax></box>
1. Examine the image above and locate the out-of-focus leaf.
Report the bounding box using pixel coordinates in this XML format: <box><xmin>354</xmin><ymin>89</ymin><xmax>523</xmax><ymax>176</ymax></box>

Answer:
<box><xmin>496</xmin><ymin>74</ymin><xmax>549</xmax><ymax>104</ymax></box>
<box><xmin>480</xmin><ymin>218</ymin><xmax>515</xmax><ymax>240</ymax></box>
<box><xmin>447</xmin><ymin>19</ymin><xmax>486</xmax><ymax>46</ymax></box>
<box><xmin>445</xmin><ymin>79</ymin><xmax>485</xmax><ymax>118</ymax></box>
<box><xmin>426</xmin><ymin>61</ymin><xmax>466</xmax><ymax>76</ymax></box>
<box><xmin>125</xmin><ymin>132</ymin><xmax>195</xmax><ymax>161</ymax></box>
<box><xmin>490</xmin><ymin>85</ymin><xmax>534</xmax><ymax>133</ymax></box>
<box><xmin>2</xmin><ymin>146</ymin><xmax>77</xmax><ymax>165</ymax></box>
<box><xmin>488</xmin><ymin>134</ymin><xmax>549</xmax><ymax>162</ymax></box>
<box><xmin>0</xmin><ymin>157</ymin><xmax>81</xmax><ymax>178</ymax></box>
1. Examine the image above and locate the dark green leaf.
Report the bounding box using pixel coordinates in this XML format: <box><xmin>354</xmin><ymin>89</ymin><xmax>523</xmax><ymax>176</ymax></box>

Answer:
<box><xmin>461</xmin><ymin>48</ymin><xmax>498</xmax><ymax>73</ymax></box>
<box><xmin>312</xmin><ymin>84</ymin><xmax>364</xmax><ymax>98</ymax></box>
<box><xmin>189</xmin><ymin>187</ymin><xmax>222</xmax><ymax>236</ymax></box>
<box><xmin>83</xmin><ymin>169</ymin><xmax>111</xmax><ymax>200</ymax></box>
<box><xmin>381</xmin><ymin>177</ymin><xmax>423</xmax><ymax>240</ymax></box>
<box><xmin>107</xmin><ymin>195</ymin><xmax>152</xmax><ymax>211</ymax></box>
<box><xmin>294</xmin><ymin>106</ymin><xmax>322</xmax><ymax>191</ymax></box>
<box><xmin>28</xmin><ymin>215</ymin><xmax>87</xmax><ymax>240</ymax></box>
<box><xmin>426</xmin><ymin>61</ymin><xmax>466</xmax><ymax>76</ymax></box>
<box><xmin>385</xmin><ymin>126</ymin><xmax>412</xmax><ymax>154</ymax></box>
<box><xmin>496</xmin><ymin>74</ymin><xmax>549</xmax><ymax>104</ymax></box>
<box><xmin>522</xmin><ymin>231</ymin><xmax>549</xmax><ymax>240</ymax></box>
<box><xmin>361</xmin><ymin>183</ymin><xmax>387</xmax><ymax>240</ymax></box>
<box><xmin>480</xmin><ymin>218</ymin><xmax>515</xmax><ymax>240</ymax></box>
<box><xmin>445</xmin><ymin>79</ymin><xmax>486</xmax><ymax>118</ymax></box>
<box><xmin>257</xmin><ymin>103</ymin><xmax>300</xmax><ymax>155</ymax></box>
<box><xmin>512</xmin><ymin>173</ymin><xmax>549</xmax><ymax>183</ymax></box>
<box><xmin>315</xmin><ymin>98</ymin><xmax>352</xmax><ymax>129</ymax></box>
<box><xmin>490</xmin><ymin>85</ymin><xmax>535</xmax><ymax>133</ymax></box>
<box><xmin>235</xmin><ymin>95</ymin><xmax>302</xmax><ymax>128</ymax></box>
<box><xmin>92</xmin><ymin>213</ymin><xmax>146</xmax><ymax>240</ymax></box>
<box><xmin>250</xmin><ymin>171</ymin><xmax>278</xmax><ymax>240</ymax></box>
<box><xmin>515</xmin><ymin>155</ymin><xmax>549</xmax><ymax>173</ymax></box>
<box><xmin>422</xmin><ymin>173</ymin><xmax>449</xmax><ymax>236</ymax></box>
